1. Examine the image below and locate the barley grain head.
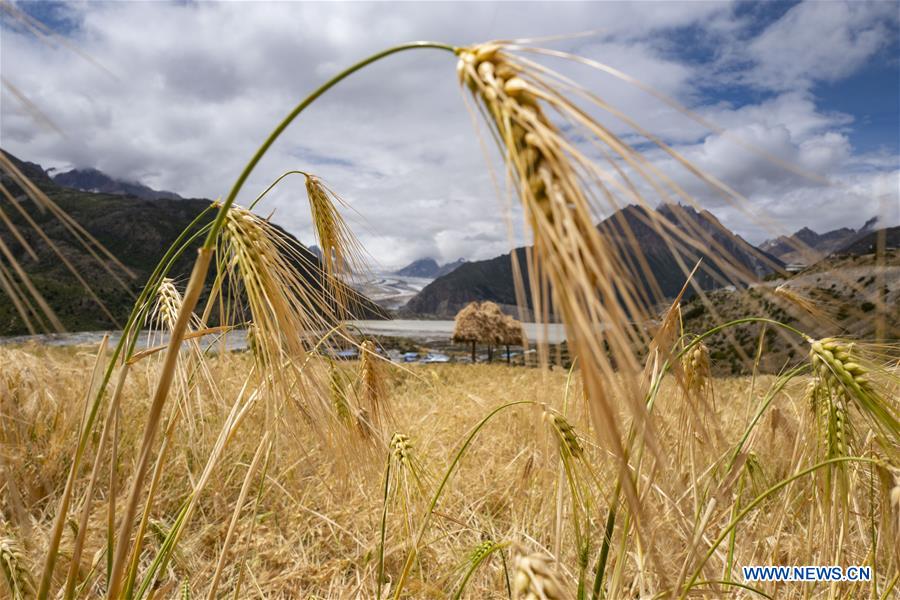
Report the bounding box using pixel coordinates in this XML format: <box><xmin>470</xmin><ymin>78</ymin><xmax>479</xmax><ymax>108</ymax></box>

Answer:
<box><xmin>512</xmin><ymin>551</ymin><xmax>568</xmax><ymax>600</ymax></box>
<box><xmin>682</xmin><ymin>341</ymin><xmax>711</xmax><ymax>398</ymax></box>
<box><xmin>0</xmin><ymin>524</ymin><xmax>34</xmax><ymax>600</ymax></box>
<box><xmin>218</xmin><ymin>204</ymin><xmax>344</xmax><ymax>424</ymax></box>
<box><xmin>773</xmin><ymin>283</ymin><xmax>838</xmax><ymax>330</ymax></box>
<box><xmin>457</xmin><ymin>42</ymin><xmax>662</xmax><ymax>521</ymax></box>
<box><xmin>543</xmin><ymin>407</ymin><xmax>584</xmax><ymax>460</ymax></box>
<box><xmin>303</xmin><ymin>176</ymin><xmax>366</xmax><ymax>312</ymax></box>
<box><xmin>808</xmin><ymin>338</ymin><xmax>900</xmax><ymax>460</ymax></box>
<box><xmin>358</xmin><ymin>340</ymin><xmax>390</xmax><ymax>431</ymax></box>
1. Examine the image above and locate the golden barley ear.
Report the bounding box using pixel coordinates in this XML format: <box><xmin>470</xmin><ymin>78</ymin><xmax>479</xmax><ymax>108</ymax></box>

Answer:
<box><xmin>389</xmin><ymin>431</ymin><xmax>430</xmax><ymax>491</ymax></box>
<box><xmin>457</xmin><ymin>44</ymin><xmax>669</xmax><ymax>453</ymax></box>
<box><xmin>682</xmin><ymin>341</ymin><xmax>711</xmax><ymax>397</ymax></box>
<box><xmin>384</xmin><ymin>430</ymin><xmax>430</xmax><ymax>571</ymax></box>
<box><xmin>511</xmin><ymin>550</ymin><xmax>570</xmax><ymax>600</ymax></box>
<box><xmin>809</xmin><ymin>338</ymin><xmax>900</xmax><ymax>454</ymax></box>
<box><xmin>808</xmin><ymin>338</ymin><xmax>900</xmax><ymax>518</ymax></box>
<box><xmin>0</xmin><ymin>523</ymin><xmax>35</xmax><ymax>600</ymax></box>
<box><xmin>304</xmin><ymin>175</ymin><xmax>366</xmax><ymax>312</ymax></box>
<box><xmin>151</xmin><ymin>277</ymin><xmax>188</xmax><ymax>332</ymax></box>
<box><xmin>146</xmin><ymin>277</ymin><xmax>226</xmax><ymax>436</ymax></box>
<box><xmin>328</xmin><ymin>358</ymin><xmax>353</xmax><ymax>424</ymax></box>
<box><xmin>358</xmin><ymin>340</ymin><xmax>391</xmax><ymax>432</ymax></box>
<box><xmin>457</xmin><ymin>40</ymin><xmax>867</xmax><ymax>519</ymax></box>
<box><xmin>216</xmin><ymin>204</ymin><xmax>339</xmax><ymax>416</ymax></box>
<box><xmin>676</xmin><ymin>338</ymin><xmax>718</xmax><ymax>441</ymax></box>
<box><xmin>773</xmin><ymin>283</ymin><xmax>840</xmax><ymax>332</ymax></box>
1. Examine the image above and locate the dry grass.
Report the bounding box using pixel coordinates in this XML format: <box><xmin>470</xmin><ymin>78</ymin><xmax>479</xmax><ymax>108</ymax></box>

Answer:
<box><xmin>1</xmin><ymin>344</ymin><xmax>896</xmax><ymax>598</ymax></box>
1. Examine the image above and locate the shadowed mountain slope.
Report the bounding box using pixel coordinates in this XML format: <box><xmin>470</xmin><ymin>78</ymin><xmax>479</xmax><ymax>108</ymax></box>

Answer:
<box><xmin>0</xmin><ymin>151</ymin><xmax>386</xmax><ymax>335</ymax></box>
<box><xmin>403</xmin><ymin>203</ymin><xmax>784</xmax><ymax>318</ymax></box>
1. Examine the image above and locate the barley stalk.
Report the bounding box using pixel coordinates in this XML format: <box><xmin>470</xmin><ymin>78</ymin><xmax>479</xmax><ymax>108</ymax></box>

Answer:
<box><xmin>106</xmin><ymin>248</ymin><xmax>212</xmax><ymax>600</ymax></box>
<box><xmin>206</xmin><ymin>433</ymin><xmax>271</xmax><ymax>600</ymax></box>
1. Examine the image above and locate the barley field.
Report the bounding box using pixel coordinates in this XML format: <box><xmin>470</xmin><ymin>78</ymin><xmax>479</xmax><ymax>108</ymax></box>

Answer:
<box><xmin>1</xmin><ymin>31</ymin><xmax>898</xmax><ymax>600</ymax></box>
<box><xmin>1</xmin><ymin>341</ymin><xmax>898</xmax><ymax>598</ymax></box>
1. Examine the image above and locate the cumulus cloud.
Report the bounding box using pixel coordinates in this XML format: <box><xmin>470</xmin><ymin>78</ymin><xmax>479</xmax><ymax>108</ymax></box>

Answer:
<box><xmin>743</xmin><ymin>0</ymin><xmax>898</xmax><ymax>91</ymax></box>
<box><xmin>1</xmin><ymin>0</ymin><xmax>897</xmax><ymax>268</ymax></box>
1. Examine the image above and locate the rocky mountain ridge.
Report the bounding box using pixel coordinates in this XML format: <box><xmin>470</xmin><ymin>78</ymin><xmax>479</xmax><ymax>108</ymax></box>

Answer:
<box><xmin>760</xmin><ymin>217</ymin><xmax>879</xmax><ymax>264</ymax></box>
<box><xmin>52</xmin><ymin>167</ymin><xmax>182</xmax><ymax>201</ymax></box>
<box><xmin>394</xmin><ymin>257</ymin><xmax>466</xmax><ymax>278</ymax></box>
<box><xmin>403</xmin><ymin>203</ymin><xmax>785</xmax><ymax>318</ymax></box>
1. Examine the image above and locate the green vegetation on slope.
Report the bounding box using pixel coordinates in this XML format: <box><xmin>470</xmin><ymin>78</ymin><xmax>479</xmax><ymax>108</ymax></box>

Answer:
<box><xmin>0</xmin><ymin>151</ymin><xmax>386</xmax><ymax>335</ymax></box>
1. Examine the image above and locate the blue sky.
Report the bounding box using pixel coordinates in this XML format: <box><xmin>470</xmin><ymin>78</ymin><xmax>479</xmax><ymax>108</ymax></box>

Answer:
<box><xmin>2</xmin><ymin>1</ymin><xmax>898</xmax><ymax>267</ymax></box>
<box><xmin>817</xmin><ymin>57</ymin><xmax>899</xmax><ymax>153</ymax></box>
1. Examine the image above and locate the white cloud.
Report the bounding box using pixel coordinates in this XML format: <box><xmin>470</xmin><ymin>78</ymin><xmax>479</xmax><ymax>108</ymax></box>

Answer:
<box><xmin>742</xmin><ymin>0</ymin><xmax>897</xmax><ymax>90</ymax></box>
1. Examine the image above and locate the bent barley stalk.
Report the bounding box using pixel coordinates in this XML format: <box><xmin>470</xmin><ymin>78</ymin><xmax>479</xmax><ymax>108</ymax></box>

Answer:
<box><xmin>101</xmin><ymin>45</ymin><xmax>456</xmax><ymax>599</ymax></box>
<box><xmin>452</xmin><ymin>539</ymin><xmax>507</xmax><ymax>600</ymax></box>
<box><xmin>456</xmin><ymin>42</ymin><xmax>686</xmax><ymax>530</ymax></box>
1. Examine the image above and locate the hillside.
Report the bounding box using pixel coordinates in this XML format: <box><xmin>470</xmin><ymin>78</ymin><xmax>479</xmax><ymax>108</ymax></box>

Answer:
<box><xmin>404</xmin><ymin>203</ymin><xmax>784</xmax><ymax>318</ymax></box>
<box><xmin>680</xmin><ymin>245</ymin><xmax>899</xmax><ymax>375</ymax></box>
<box><xmin>0</xmin><ymin>151</ymin><xmax>386</xmax><ymax>335</ymax></box>
<box><xmin>829</xmin><ymin>226</ymin><xmax>899</xmax><ymax>257</ymax></box>
<box><xmin>402</xmin><ymin>248</ymin><xmax>534</xmax><ymax>318</ymax></box>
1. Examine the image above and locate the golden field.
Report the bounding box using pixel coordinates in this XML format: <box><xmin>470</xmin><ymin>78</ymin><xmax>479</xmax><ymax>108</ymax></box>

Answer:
<box><xmin>2</xmin><ymin>342</ymin><xmax>897</xmax><ymax>599</ymax></box>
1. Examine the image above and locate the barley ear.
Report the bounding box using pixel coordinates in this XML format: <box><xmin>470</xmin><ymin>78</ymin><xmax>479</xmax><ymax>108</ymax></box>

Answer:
<box><xmin>0</xmin><ymin>525</ymin><xmax>34</xmax><ymax>600</ymax></box>
<box><xmin>304</xmin><ymin>175</ymin><xmax>365</xmax><ymax>313</ymax></box>
<box><xmin>512</xmin><ymin>551</ymin><xmax>569</xmax><ymax>600</ymax></box>
<box><xmin>358</xmin><ymin>340</ymin><xmax>389</xmax><ymax>431</ymax></box>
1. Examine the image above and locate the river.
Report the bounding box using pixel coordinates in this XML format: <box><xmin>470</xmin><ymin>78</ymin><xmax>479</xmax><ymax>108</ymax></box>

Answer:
<box><xmin>0</xmin><ymin>319</ymin><xmax>568</xmax><ymax>348</ymax></box>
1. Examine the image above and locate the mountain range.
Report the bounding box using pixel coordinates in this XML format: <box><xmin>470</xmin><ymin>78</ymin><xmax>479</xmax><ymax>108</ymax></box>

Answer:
<box><xmin>394</xmin><ymin>257</ymin><xmax>466</xmax><ymax>278</ymax></box>
<box><xmin>4</xmin><ymin>151</ymin><xmax>892</xmax><ymax>331</ymax></box>
<box><xmin>0</xmin><ymin>151</ymin><xmax>386</xmax><ymax>335</ymax></box>
<box><xmin>403</xmin><ymin>203</ymin><xmax>786</xmax><ymax>318</ymax></box>
<box><xmin>760</xmin><ymin>218</ymin><xmax>879</xmax><ymax>264</ymax></box>
<box><xmin>52</xmin><ymin>167</ymin><xmax>183</xmax><ymax>201</ymax></box>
